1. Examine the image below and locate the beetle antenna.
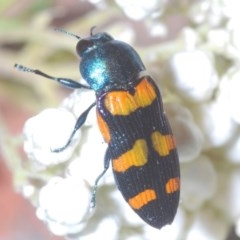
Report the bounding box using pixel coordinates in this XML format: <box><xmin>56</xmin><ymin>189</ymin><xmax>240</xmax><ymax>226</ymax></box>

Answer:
<box><xmin>90</xmin><ymin>26</ymin><xmax>97</xmax><ymax>36</ymax></box>
<box><xmin>54</xmin><ymin>28</ymin><xmax>81</xmax><ymax>40</ymax></box>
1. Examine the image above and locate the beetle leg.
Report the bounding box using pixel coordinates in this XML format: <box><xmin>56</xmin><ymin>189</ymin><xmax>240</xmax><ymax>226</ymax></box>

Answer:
<box><xmin>52</xmin><ymin>102</ymin><xmax>96</xmax><ymax>152</ymax></box>
<box><xmin>90</xmin><ymin>148</ymin><xmax>111</xmax><ymax>207</ymax></box>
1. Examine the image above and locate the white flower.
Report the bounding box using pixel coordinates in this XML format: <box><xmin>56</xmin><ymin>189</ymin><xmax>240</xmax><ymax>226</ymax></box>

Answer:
<box><xmin>23</xmin><ymin>108</ymin><xmax>80</xmax><ymax>166</ymax></box>
<box><xmin>186</xmin><ymin>207</ymin><xmax>229</xmax><ymax>240</ymax></box>
<box><xmin>181</xmin><ymin>156</ymin><xmax>217</xmax><ymax>211</ymax></box>
<box><xmin>169</xmin><ymin>50</ymin><xmax>218</xmax><ymax>102</ymax></box>
<box><xmin>37</xmin><ymin>177</ymin><xmax>92</xmax><ymax>235</ymax></box>
<box><xmin>220</xmin><ymin>68</ymin><xmax>240</xmax><ymax>124</ymax></box>
<box><xmin>165</xmin><ymin>103</ymin><xmax>203</xmax><ymax>162</ymax></box>
<box><xmin>114</xmin><ymin>0</ymin><xmax>165</xmax><ymax>20</ymax></box>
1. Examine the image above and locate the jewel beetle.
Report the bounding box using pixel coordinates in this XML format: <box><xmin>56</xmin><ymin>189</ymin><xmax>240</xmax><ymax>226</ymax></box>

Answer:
<box><xmin>15</xmin><ymin>28</ymin><xmax>180</xmax><ymax>229</ymax></box>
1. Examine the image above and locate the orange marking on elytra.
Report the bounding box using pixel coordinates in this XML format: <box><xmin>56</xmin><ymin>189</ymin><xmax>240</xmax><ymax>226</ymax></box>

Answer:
<box><xmin>151</xmin><ymin>131</ymin><xmax>176</xmax><ymax>157</ymax></box>
<box><xmin>165</xmin><ymin>178</ymin><xmax>180</xmax><ymax>194</ymax></box>
<box><xmin>96</xmin><ymin>111</ymin><xmax>111</xmax><ymax>143</ymax></box>
<box><xmin>128</xmin><ymin>189</ymin><xmax>157</xmax><ymax>210</ymax></box>
<box><xmin>104</xmin><ymin>78</ymin><xmax>157</xmax><ymax>115</ymax></box>
<box><xmin>112</xmin><ymin>139</ymin><xmax>148</xmax><ymax>172</ymax></box>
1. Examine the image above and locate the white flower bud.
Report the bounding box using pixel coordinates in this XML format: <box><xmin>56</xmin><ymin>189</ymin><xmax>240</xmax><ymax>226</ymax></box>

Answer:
<box><xmin>23</xmin><ymin>108</ymin><xmax>80</xmax><ymax>166</ymax></box>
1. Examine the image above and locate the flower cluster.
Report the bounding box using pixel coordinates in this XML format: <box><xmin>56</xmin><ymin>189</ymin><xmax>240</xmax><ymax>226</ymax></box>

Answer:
<box><xmin>20</xmin><ymin>0</ymin><xmax>240</xmax><ymax>239</ymax></box>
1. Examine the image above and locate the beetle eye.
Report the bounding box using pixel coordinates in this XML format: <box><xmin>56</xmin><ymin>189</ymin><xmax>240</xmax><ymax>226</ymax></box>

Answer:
<box><xmin>76</xmin><ymin>39</ymin><xmax>94</xmax><ymax>56</ymax></box>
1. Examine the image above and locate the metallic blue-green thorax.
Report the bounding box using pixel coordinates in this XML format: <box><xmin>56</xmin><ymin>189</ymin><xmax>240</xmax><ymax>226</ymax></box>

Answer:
<box><xmin>77</xmin><ymin>33</ymin><xmax>145</xmax><ymax>92</ymax></box>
